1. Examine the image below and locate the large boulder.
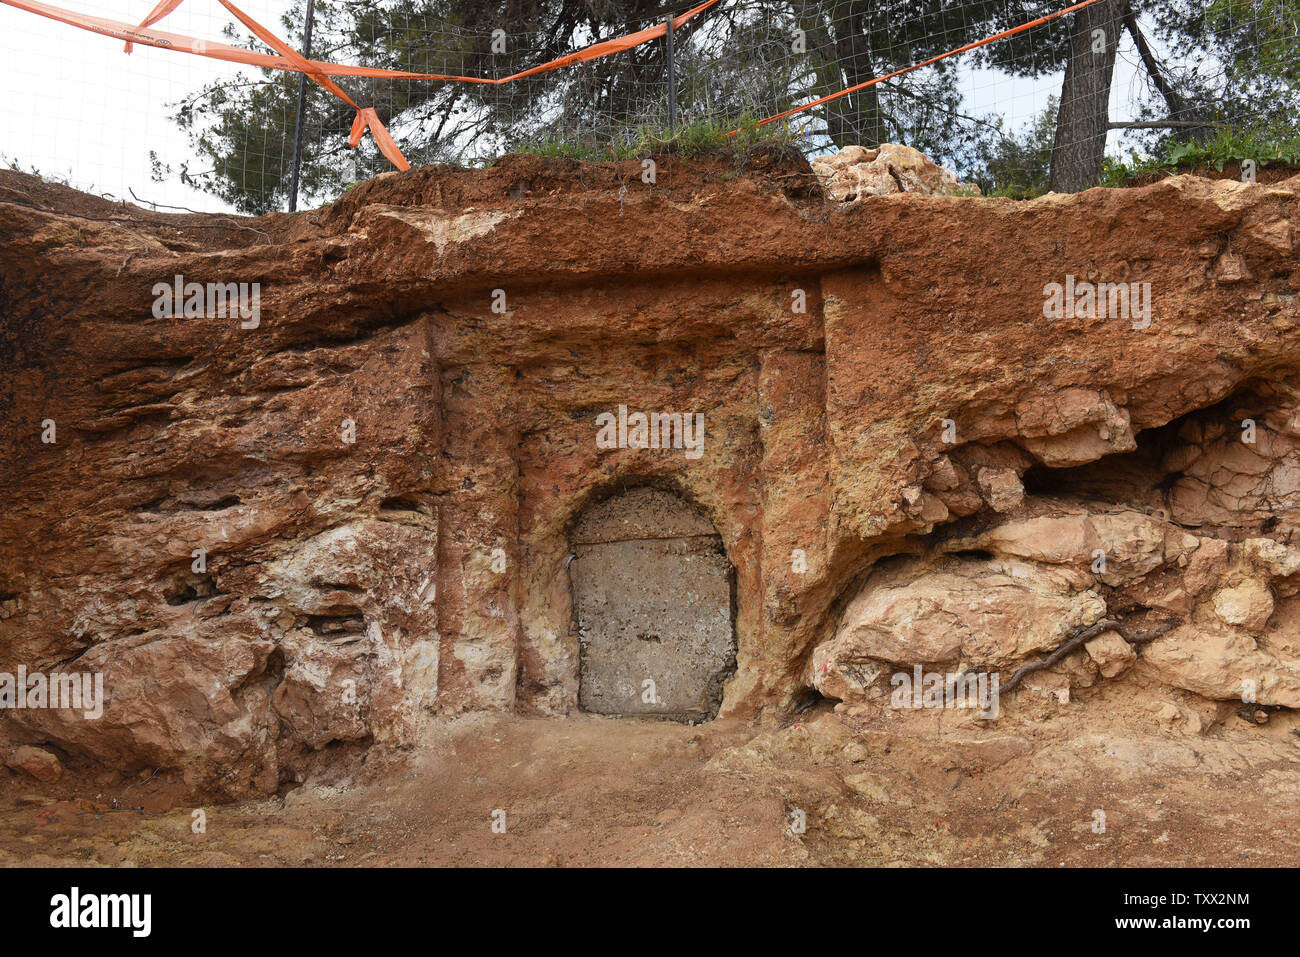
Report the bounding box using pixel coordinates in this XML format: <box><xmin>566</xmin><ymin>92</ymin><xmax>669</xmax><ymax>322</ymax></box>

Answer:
<box><xmin>812</xmin><ymin>554</ymin><xmax>1105</xmax><ymax>702</ymax></box>
<box><xmin>1139</xmin><ymin>623</ymin><xmax>1300</xmax><ymax>707</ymax></box>
<box><xmin>811</xmin><ymin>143</ymin><xmax>979</xmax><ymax>202</ymax></box>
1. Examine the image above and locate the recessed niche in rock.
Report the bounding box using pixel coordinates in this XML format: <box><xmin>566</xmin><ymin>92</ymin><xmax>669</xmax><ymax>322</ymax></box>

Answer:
<box><xmin>570</xmin><ymin>487</ymin><xmax>736</xmax><ymax>721</ymax></box>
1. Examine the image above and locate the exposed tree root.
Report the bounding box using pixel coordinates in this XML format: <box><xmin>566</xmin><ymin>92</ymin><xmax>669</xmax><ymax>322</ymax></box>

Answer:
<box><xmin>1001</xmin><ymin>616</ymin><xmax>1179</xmax><ymax>692</ymax></box>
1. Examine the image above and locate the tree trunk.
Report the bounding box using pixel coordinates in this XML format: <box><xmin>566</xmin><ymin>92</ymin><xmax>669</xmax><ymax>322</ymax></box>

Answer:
<box><xmin>1049</xmin><ymin>0</ymin><xmax>1123</xmax><ymax>192</ymax></box>
<box><xmin>798</xmin><ymin>0</ymin><xmax>883</xmax><ymax>149</ymax></box>
<box><xmin>1118</xmin><ymin>1</ymin><xmax>1212</xmax><ymax>142</ymax></box>
<box><xmin>831</xmin><ymin>6</ymin><xmax>886</xmax><ymax>146</ymax></box>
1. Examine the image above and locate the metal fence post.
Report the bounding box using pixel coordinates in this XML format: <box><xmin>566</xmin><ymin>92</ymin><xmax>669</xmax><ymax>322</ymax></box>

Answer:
<box><xmin>665</xmin><ymin>14</ymin><xmax>676</xmax><ymax>137</ymax></box>
<box><xmin>288</xmin><ymin>0</ymin><xmax>316</xmax><ymax>212</ymax></box>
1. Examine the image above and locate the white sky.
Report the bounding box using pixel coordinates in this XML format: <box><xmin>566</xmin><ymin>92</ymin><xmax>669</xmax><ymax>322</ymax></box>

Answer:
<box><xmin>0</xmin><ymin>0</ymin><xmax>298</xmax><ymax>211</ymax></box>
<box><xmin>0</xmin><ymin>0</ymin><xmax>1152</xmax><ymax>214</ymax></box>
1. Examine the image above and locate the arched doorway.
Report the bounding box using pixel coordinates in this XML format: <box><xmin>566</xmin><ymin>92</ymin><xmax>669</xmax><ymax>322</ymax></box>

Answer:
<box><xmin>570</xmin><ymin>487</ymin><xmax>735</xmax><ymax>720</ymax></box>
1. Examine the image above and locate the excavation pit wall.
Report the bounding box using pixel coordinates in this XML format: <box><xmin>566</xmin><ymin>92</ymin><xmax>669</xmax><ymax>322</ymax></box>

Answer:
<box><xmin>0</xmin><ymin>152</ymin><xmax>1298</xmax><ymax>799</ymax></box>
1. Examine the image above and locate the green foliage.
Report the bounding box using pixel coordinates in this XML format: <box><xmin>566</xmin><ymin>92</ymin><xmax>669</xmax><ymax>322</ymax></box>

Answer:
<box><xmin>167</xmin><ymin>0</ymin><xmax>1029</xmax><ymax>212</ymax></box>
<box><xmin>518</xmin><ymin>115</ymin><xmax>798</xmax><ymax>161</ymax></box>
<box><xmin>164</xmin><ymin>0</ymin><xmax>1300</xmax><ymax>211</ymax></box>
<box><xmin>965</xmin><ymin>99</ymin><xmax>1057</xmax><ymax>199</ymax></box>
<box><xmin>1207</xmin><ymin>0</ymin><xmax>1300</xmax><ymax>85</ymax></box>
<box><xmin>1101</xmin><ymin>126</ymin><xmax>1300</xmax><ymax>186</ymax></box>
<box><xmin>1142</xmin><ymin>0</ymin><xmax>1300</xmax><ymax>150</ymax></box>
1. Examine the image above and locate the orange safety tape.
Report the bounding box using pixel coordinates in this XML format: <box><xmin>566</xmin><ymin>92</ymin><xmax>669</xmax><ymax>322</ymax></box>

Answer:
<box><xmin>3</xmin><ymin>0</ymin><xmax>313</xmax><ymax>71</ymax></box>
<box><xmin>737</xmin><ymin>0</ymin><xmax>1108</xmax><ymax>134</ymax></box>
<box><xmin>216</xmin><ymin>0</ymin><xmax>357</xmax><ymax>107</ymax></box>
<box><xmin>215</xmin><ymin>0</ymin><xmax>414</xmax><ymax>168</ymax></box>
<box><xmin>3</xmin><ymin>0</ymin><xmax>719</xmax><ymax>84</ymax></box>
<box><xmin>350</xmin><ymin>107</ymin><xmax>410</xmax><ymax>171</ymax></box>
<box><xmin>501</xmin><ymin>0</ymin><xmax>720</xmax><ymax>82</ymax></box>
<box><xmin>124</xmin><ymin>0</ymin><xmax>186</xmax><ymax>54</ymax></box>
<box><xmin>0</xmin><ymin>0</ymin><xmax>722</xmax><ymax>171</ymax></box>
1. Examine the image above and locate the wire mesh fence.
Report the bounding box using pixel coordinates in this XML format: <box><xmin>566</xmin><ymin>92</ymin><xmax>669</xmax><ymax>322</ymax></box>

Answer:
<box><xmin>0</xmin><ymin>0</ymin><xmax>1296</xmax><ymax>214</ymax></box>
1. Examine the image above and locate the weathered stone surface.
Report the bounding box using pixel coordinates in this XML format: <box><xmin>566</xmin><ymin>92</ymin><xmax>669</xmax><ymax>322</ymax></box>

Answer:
<box><xmin>571</xmin><ymin>489</ymin><xmax>734</xmax><ymax>720</ymax></box>
<box><xmin>1140</xmin><ymin>624</ymin><xmax>1300</xmax><ymax>707</ymax></box>
<box><xmin>814</xmin><ymin>554</ymin><xmax>1106</xmax><ymax>691</ymax></box>
<box><xmin>815</xmin><ymin>489</ymin><xmax>1300</xmax><ymax>709</ymax></box>
<box><xmin>1184</xmin><ymin>537</ymin><xmax>1228</xmax><ymax>590</ymax></box>
<box><xmin>260</xmin><ymin>518</ymin><xmax>442</xmax><ymax>748</ymax></box>
<box><xmin>2</xmin><ymin>153</ymin><xmax>1299</xmax><ymax>796</ymax></box>
<box><xmin>1244</xmin><ymin>537</ymin><xmax>1300</xmax><ymax>578</ymax></box>
<box><xmin>1167</xmin><ymin>404</ymin><xmax>1300</xmax><ymax>529</ymax></box>
<box><xmin>976</xmin><ymin>467</ymin><xmax>1024</xmax><ymax>513</ymax></box>
<box><xmin>1085</xmin><ymin>630</ymin><xmax>1136</xmax><ymax>678</ymax></box>
<box><xmin>1211</xmin><ymin>579</ymin><xmax>1274</xmax><ymax>633</ymax></box>
<box><xmin>811</xmin><ymin>143</ymin><xmax>979</xmax><ymax>201</ymax></box>
<box><xmin>1015</xmin><ymin>388</ymin><xmax>1137</xmax><ymax>467</ymax></box>
<box><xmin>946</xmin><ymin>501</ymin><xmax>1181</xmax><ymax>588</ymax></box>
<box><xmin>5</xmin><ymin>745</ymin><xmax>63</xmax><ymax>783</ymax></box>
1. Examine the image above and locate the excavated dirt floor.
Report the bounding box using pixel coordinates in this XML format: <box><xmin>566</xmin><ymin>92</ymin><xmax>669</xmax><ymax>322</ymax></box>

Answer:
<box><xmin>4</xmin><ymin>698</ymin><xmax>1299</xmax><ymax>867</ymax></box>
